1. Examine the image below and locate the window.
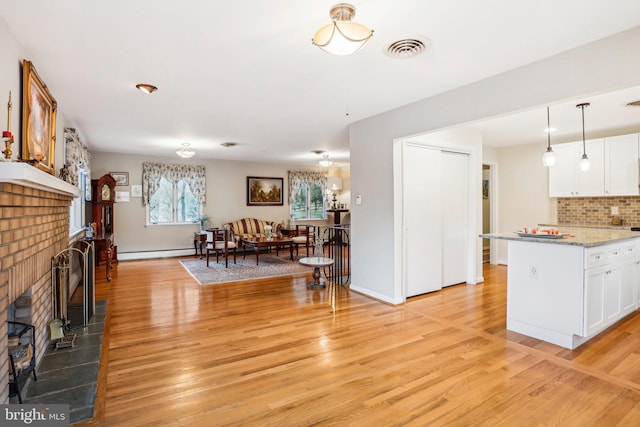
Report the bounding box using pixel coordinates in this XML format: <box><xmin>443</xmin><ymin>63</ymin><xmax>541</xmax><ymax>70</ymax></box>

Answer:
<box><xmin>142</xmin><ymin>162</ymin><xmax>206</xmax><ymax>226</ymax></box>
<box><xmin>288</xmin><ymin>170</ymin><xmax>328</xmax><ymax>220</ymax></box>
<box><xmin>147</xmin><ymin>177</ymin><xmax>201</xmax><ymax>225</ymax></box>
<box><xmin>69</xmin><ymin>168</ymin><xmax>86</xmax><ymax>236</ymax></box>
<box><xmin>292</xmin><ymin>182</ymin><xmax>325</xmax><ymax>220</ymax></box>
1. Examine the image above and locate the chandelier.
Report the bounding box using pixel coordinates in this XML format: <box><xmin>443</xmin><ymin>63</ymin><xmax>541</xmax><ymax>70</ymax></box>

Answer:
<box><xmin>176</xmin><ymin>143</ymin><xmax>196</xmax><ymax>158</ymax></box>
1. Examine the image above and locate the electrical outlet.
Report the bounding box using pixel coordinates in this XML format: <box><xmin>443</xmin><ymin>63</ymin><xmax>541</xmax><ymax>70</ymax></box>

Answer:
<box><xmin>529</xmin><ymin>264</ymin><xmax>538</xmax><ymax>279</ymax></box>
<box><xmin>611</xmin><ymin>206</ymin><xmax>619</xmax><ymax>215</ymax></box>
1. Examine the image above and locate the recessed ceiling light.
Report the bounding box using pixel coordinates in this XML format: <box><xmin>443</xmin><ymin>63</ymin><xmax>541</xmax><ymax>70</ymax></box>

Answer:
<box><xmin>220</xmin><ymin>142</ymin><xmax>238</xmax><ymax>148</ymax></box>
<box><xmin>135</xmin><ymin>83</ymin><xmax>158</xmax><ymax>94</ymax></box>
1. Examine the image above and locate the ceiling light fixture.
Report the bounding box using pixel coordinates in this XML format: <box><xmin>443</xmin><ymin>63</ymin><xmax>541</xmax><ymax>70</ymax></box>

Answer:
<box><xmin>312</xmin><ymin>3</ymin><xmax>373</xmax><ymax>56</ymax></box>
<box><xmin>176</xmin><ymin>143</ymin><xmax>195</xmax><ymax>158</ymax></box>
<box><xmin>319</xmin><ymin>154</ymin><xmax>333</xmax><ymax>167</ymax></box>
<box><xmin>311</xmin><ymin>149</ymin><xmax>326</xmax><ymax>156</ymax></box>
<box><xmin>220</xmin><ymin>142</ymin><xmax>238</xmax><ymax>148</ymax></box>
<box><xmin>135</xmin><ymin>83</ymin><xmax>158</xmax><ymax>94</ymax></box>
<box><xmin>577</xmin><ymin>102</ymin><xmax>591</xmax><ymax>172</ymax></box>
<box><xmin>542</xmin><ymin>107</ymin><xmax>556</xmax><ymax>167</ymax></box>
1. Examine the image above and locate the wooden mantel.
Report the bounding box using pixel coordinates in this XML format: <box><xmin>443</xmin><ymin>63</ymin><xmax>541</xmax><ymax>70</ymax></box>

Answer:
<box><xmin>0</xmin><ymin>162</ymin><xmax>81</xmax><ymax>197</ymax></box>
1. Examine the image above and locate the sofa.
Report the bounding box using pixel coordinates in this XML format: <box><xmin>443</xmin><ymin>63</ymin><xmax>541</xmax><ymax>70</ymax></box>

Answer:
<box><xmin>226</xmin><ymin>218</ymin><xmax>281</xmax><ymax>242</ymax></box>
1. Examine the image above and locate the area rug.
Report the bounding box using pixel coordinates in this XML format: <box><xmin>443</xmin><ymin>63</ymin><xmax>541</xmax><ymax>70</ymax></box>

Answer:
<box><xmin>180</xmin><ymin>253</ymin><xmax>311</xmax><ymax>285</ymax></box>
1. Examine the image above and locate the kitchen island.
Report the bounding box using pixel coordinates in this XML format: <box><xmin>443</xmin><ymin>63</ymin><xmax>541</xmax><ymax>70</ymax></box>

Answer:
<box><xmin>480</xmin><ymin>227</ymin><xmax>640</xmax><ymax>349</ymax></box>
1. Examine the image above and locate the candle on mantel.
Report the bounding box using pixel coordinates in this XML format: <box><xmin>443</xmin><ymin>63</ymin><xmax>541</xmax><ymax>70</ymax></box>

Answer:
<box><xmin>2</xmin><ymin>91</ymin><xmax>12</xmax><ymax>139</ymax></box>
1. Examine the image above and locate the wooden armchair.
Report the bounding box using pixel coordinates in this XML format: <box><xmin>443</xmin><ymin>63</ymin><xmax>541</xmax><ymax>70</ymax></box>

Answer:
<box><xmin>206</xmin><ymin>227</ymin><xmax>237</xmax><ymax>268</ymax></box>
<box><xmin>292</xmin><ymin>224</ymin><xmax>316</xmax><ymax>258</ymax></box>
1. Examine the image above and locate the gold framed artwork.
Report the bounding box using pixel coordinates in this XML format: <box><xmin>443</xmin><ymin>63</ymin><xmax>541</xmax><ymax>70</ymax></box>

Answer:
<box><xmin>21</xmin><ymin>60</ymin><xmax>57</xmax><ymax>175</ymax></box>
<box><xmin>247</xmin><ymin>176</ymin><xmax>283</xmax><ymax>206</ymax></box>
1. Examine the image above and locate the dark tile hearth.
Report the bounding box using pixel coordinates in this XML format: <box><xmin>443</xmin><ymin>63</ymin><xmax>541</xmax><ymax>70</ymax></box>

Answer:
<box><xmin>19</xmin><ymin>300</ymin><xmax>107</xmax><ymax>425</ymax></box>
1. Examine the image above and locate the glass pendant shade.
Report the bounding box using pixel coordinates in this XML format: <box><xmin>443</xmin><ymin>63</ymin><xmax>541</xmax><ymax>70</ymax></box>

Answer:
<box><xmin>312</xmin><ymin>3</ymin><xmax>373</xmax><ymax>56</ymax></box>
<box><xmin>542</xmin><ymin>148</ymin><xmax>556</xmax><ymax>167</ymax></box>
<box><xmin>580</xmin><ymin>154</ymin><xmax>591</xmax><ymax>171</ymax></box>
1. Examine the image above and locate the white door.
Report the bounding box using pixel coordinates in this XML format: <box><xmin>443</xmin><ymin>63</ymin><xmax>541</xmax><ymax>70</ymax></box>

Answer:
<box><xmin>442</xmin><ymin>151</ymin><xmax>469</xmax><ymax>287</ymax></box>
<box><xmin>404</xmin><ymin>144</ymin><xmax>442</xmax><ymax>296</ymax></box>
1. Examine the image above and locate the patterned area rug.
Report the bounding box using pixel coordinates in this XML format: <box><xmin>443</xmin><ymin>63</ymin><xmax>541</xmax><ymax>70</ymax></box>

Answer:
<box><xmin>180</xmin><ymin>253</ymin><xmax>310</xmax><ymax>285</ymax></box>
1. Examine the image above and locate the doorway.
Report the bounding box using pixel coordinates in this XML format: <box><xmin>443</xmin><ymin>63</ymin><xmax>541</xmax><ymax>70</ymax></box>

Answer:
<box><xmin>482</xmin><ymin>162</ymin><xmax>498</xmax><ymax>265</ymax></box>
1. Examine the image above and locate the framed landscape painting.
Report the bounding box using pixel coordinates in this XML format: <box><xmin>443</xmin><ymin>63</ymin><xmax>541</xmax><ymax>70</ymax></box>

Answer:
<box><xmin>21</xmin><ymin>60</ymin><xmax>57</xmax><ymax>175</ymax></box>
<box><xmin>247</xmin><ymin>176</ymin><xmax>283</xmax><ymax>206</ymax></box>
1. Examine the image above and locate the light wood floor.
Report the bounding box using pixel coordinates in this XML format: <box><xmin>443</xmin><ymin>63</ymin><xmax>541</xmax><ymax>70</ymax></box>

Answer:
<box><xmin>78</xmin><ymin>259</ymin><xmax>640</xmax><ymax>426</ymax></box>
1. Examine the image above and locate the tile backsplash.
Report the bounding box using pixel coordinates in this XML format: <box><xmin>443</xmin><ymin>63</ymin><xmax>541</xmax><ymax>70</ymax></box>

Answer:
<box><xmin>557</xmin><ymin>196</ymin><xmax>640</xmax><ymax>228</ymax></box>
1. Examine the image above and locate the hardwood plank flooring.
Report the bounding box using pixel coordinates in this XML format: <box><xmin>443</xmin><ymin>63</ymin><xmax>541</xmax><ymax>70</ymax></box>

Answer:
<box><xmin>77</xmin><ymin>260</ymin><xmax>640</xmax><ymax>426</ymax></box>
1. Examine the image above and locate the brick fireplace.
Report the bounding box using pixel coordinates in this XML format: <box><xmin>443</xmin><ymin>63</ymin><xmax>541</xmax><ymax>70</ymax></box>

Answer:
<box><xmin>0</xmin><ymin>163</ymin><xmax>79</xmax><ymax>403</ymax></box>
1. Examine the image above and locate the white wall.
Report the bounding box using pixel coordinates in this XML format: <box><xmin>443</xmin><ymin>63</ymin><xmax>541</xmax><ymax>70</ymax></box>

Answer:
<box><xmin>350</xmin><ymin>26</ymin><xmax>640</xmax><ymax>303</ymax></box>
<box><xmin>90</xmin><ymin>151</ymin><xmax>343</xmax><ymax>254</ymax></box>
<box><xmin>494</xmin><ymin>142</ymin><xmax>557</xmax><ymax>263</ymax></box>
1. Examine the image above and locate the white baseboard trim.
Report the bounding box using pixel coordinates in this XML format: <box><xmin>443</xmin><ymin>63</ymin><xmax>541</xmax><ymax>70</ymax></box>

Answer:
<box><xmin>118</xmin><ymin>248</ymin><xmax>195</xmax><ymax>261</ymax></box>
<box><xmin>349</xmin><ymin>284</ymin><xmax>403</xmax><ymax>305</ymax></box>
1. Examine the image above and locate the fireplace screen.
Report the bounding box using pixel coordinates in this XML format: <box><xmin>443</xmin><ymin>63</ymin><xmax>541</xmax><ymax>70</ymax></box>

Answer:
<box><xmin>51</xmin><ymin>240</ymin><xmax>95</xmax><ymax>329</ymax></box>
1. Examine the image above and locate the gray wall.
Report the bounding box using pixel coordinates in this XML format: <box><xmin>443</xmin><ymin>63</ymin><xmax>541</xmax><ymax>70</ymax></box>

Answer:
<box><xmin>349</xmin><ymin>26</ymin><xmax>640</xmax><ymax>303</ymax></box>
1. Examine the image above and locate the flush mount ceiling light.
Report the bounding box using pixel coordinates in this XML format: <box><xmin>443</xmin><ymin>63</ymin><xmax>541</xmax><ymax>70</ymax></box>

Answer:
<box><xmin>319</xmin><ymin>154</ymin><xmax>333</xmax><ymax>167</ymax></box>
<box><xmin>311</xmin><ymin>149</ymin><xmax>326</xmax><ymax>156</ymax></box>
<box><xmin>220</xmin><ymin>142</ymin><xmax>238</xmax><ymax>148</ymax></box>
<box><xmin>135</xmin><ymin>83</ymin><xmax>158</xmax><ymax>94</ymax></box>
<box><xmin>176</xmin><ymin>143</ymin><xmax>195</xmax><ymax>158</ymax></box>
<box><xmin>577</xmin><ymin>102</ymin><xmax>591</xmax><ymax>172</ymax></box>
<box><xmin>542</xmin><ymin>107</ymin><xmax>556</xmax><ymax>167</ymax></box>
<box><xmin>312</xmin><ymin>3</ymin><xmax>373</xmax><ymax>56</ymax></box>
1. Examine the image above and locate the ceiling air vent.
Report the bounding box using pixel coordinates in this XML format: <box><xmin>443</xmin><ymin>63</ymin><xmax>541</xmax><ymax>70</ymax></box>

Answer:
<box><xmin>626</xmin><ymin>100</ymin><xmax>640</xmax><ymax>107</ymax></box>
<box><xmin>385</xmin><ymin>36</ymin><xmax>430</xmax><ymax>59</ymax></box>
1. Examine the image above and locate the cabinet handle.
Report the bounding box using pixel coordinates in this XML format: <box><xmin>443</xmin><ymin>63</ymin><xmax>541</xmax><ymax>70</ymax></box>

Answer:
<box><xmin>606</xmin><ymin>270</ymin><xmax>612</xmax><ymax>274</ymax></box>
<box><xmin>613</xmin><ymin>251</ymin><xmax>619</xmax><ymax>256</ymax></box>
<box><xmin>595</xmin><ymin>255</ymin><xmax>601</xmax><ymax>260</ymax></box>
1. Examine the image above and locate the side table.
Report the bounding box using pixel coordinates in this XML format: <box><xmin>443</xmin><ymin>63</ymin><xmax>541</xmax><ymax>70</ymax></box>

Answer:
<box><xmin>194</xmin><ymin>231</ymin><xmax>207</xmax><ymax>258</ymax></box>
<box><xmin>299</xmin><ymin>256</ymin><xmax>334</xmax><ymax>289</ymax></box>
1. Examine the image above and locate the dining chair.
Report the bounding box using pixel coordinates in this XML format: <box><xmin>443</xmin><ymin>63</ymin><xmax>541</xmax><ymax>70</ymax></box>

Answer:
<box><xmin>292</xmin><ymin>224</ymin><xmax>316</xmax><ymax>258</ymax></box>
<box><xmin>206</xmin><ymin>227</ymin><xmax>237</xmax><ymax>268</ymax></box>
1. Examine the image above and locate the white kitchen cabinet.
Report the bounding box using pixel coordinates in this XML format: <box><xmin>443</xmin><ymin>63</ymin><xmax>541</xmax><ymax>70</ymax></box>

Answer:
<box><xmin>583</xmin><ymin>244</ymin><xmax>638</xmax><ymax>337</ymax></box>
<box><xmin>604</xmin><ymin>134</ymin><xmax>640</xmax><ymax>196</ymax></box>
<box><xmin>548</xmin><ymin>143</ymin><xmax>578</xmax><ymax>197</ymax></box>
<box><xmin>548</xmin><ymin>139</ymin><xmax>604</xmax><ymax>197</ymax></box>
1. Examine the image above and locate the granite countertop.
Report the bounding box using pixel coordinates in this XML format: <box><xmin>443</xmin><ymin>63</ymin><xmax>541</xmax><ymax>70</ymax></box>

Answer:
<box><xmin>479</xmin><ymin>226</ymin><xmax>640</xmax><ymax>247</ymax></box>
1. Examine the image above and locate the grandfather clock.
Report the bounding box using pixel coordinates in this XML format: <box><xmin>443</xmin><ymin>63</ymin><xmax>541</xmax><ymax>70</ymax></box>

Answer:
<box><xmin>90</xmin><ymin>174</ymin><xmax>116</xmax><ymax>280</ymax></box>
<box><xmin>91</xmin><ymin>174</ymin><xmax>116</xmax><ymax>236</ymax></box>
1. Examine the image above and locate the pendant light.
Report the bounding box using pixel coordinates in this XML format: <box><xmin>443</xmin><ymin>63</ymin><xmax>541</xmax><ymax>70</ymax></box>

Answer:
<box><xmin>577</xmin><ymin>103</ymin><xmax>590</xmax><ymax>172</ymax></box>
<box><xmin>542</xmin><ymin>106</ymin><xmax>556</xmax><ymax>167</ymax></box>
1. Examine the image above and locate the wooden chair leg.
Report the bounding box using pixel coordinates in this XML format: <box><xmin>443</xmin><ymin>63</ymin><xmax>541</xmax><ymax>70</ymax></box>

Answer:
<box><xmin>206</xmin><ymin>250</ymin><xmax>210</xmax><ymax>267</ymax></box>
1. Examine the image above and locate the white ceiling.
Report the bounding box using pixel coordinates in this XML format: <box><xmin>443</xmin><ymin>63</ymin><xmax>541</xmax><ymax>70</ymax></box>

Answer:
<box><xmin>1</xmin><ymin>1</ymin><xmax>640</xmax><ymax>165</ymax></box>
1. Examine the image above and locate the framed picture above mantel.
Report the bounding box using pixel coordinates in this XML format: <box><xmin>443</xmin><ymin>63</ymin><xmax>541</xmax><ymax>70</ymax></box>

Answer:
<box><xmin>247</xmin><ymin>176</ymin><xmax>283</xmax><ymax>206</ymax></box>
<box><xmin>21</xmin><ymin>60</ymin><xmax>57</xmax><ymax>175</ymax></box>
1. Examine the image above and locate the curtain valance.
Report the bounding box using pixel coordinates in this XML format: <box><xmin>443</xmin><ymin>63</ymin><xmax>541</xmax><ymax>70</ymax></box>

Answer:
<box><xmin>287</xmin><ymin>170</ymin><xmax>328</xmax><ymax>204</ymax></box>
<box><xmin>142</xmin><ymin>162</ymin><xmax>206</xmax><ymax>205</ymax></box>
<box><xmin>64</xmin><ymin>128</ymin><xmax>91</xmax><ymax>187</ymax></box>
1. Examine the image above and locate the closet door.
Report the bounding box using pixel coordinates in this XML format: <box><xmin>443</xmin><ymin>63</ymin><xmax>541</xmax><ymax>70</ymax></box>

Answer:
<box><xmin>404</xmin><ymin>145</ymin><xmax>442</xmax><ymax>297</ymax></box>
<box><xmin>441</xmin><ymin>151</ymin><xmax>469</xmax><ymax>287</ymax></box>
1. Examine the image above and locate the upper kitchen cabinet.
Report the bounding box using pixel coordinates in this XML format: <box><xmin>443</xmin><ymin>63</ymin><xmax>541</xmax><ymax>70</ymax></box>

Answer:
<box><xmin>549</xmin><ymin>139</ymin><xmax>604</xmax><ymax>197</ymax></box>
<box><xmin>604</xmin><ymin>134</ymin><xmax>640</xmax><ymax>196</ymax></box>
<box><xmin>549</xmin><ymin>133</ymin><xmax>639</xmax><ymax>198</ymax></box>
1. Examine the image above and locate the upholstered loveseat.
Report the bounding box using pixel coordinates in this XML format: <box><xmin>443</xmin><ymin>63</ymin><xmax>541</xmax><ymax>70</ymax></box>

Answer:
<box><xmin>225</xmin><ymin>218</ymin><xmax>281</xmax><ymax>242</ymax></box>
